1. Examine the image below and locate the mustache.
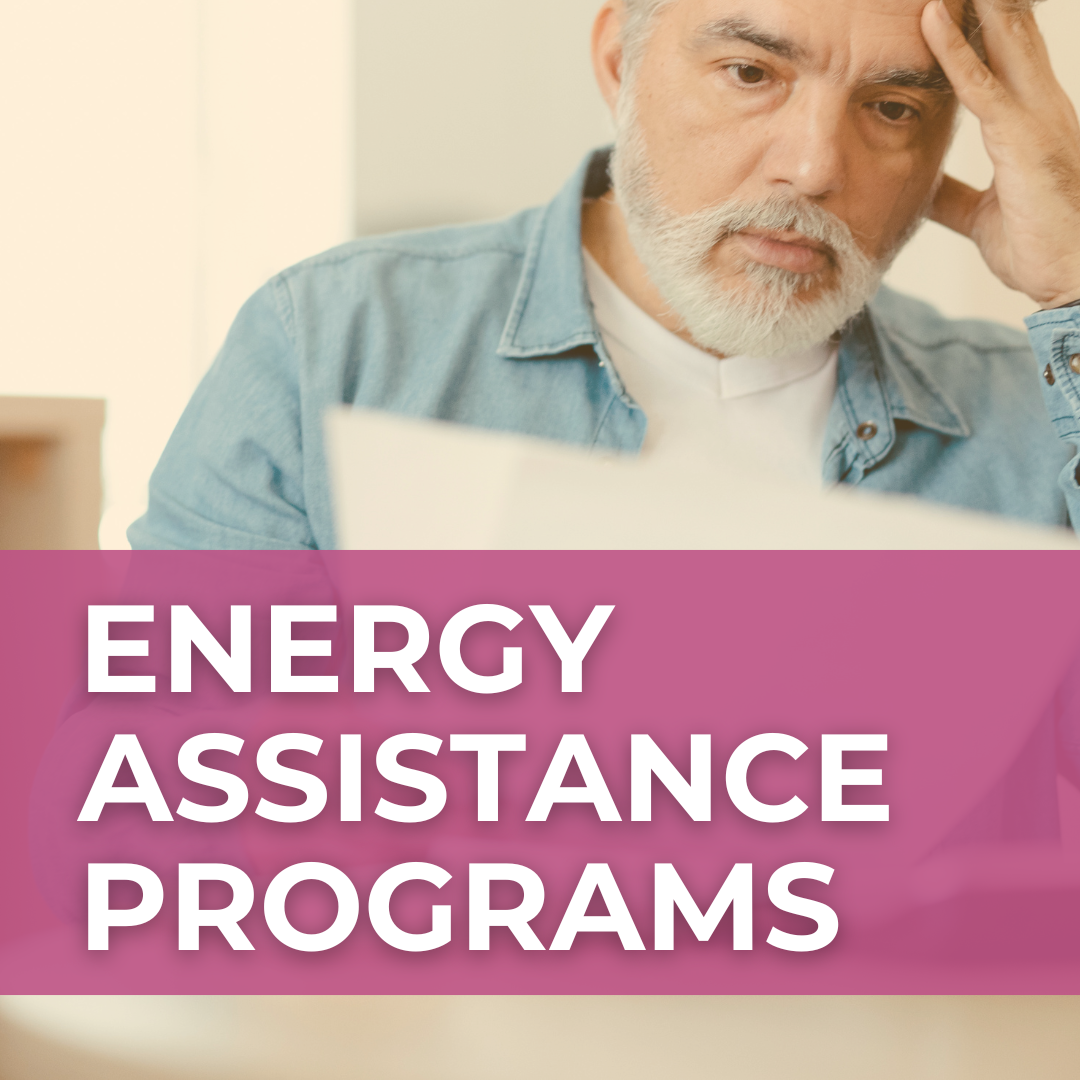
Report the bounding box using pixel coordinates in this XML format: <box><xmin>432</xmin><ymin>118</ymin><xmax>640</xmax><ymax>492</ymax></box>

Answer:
<box><xmin>653</xmin><ymin>195</ymin><xmax>864</xmax><ymax>274</ymax></box>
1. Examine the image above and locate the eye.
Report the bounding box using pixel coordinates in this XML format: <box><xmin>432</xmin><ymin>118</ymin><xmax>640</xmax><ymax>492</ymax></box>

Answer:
<box><xmin>873</xmin><ymin>100</ymin><xmax>918</xmax><ymax>123</ymax></box>
<box><xmin>730</xmin><ymin>64</ymin><xmax>768</xmax><ymax>85</ymax></box>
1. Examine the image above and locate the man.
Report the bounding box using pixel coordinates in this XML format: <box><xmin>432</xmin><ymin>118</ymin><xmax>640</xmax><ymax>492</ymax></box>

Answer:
<box><xmin>130</xmin><ymin>0</ymin><xmax>1080</xmax><ymax>550</ymax></box>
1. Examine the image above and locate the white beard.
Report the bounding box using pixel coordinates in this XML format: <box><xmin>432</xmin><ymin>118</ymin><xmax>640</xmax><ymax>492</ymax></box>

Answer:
<box><xmin>608</xmin><ymin>96</ymin><xmax>895</xmax><ymax>359</ymax></box>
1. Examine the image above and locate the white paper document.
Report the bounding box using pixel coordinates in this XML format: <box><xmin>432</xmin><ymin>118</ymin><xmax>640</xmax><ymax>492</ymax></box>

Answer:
<box><xmin>325</xmin><ymin>407</ymin><xmax>1077</xmax><ymax>550</ymax></box>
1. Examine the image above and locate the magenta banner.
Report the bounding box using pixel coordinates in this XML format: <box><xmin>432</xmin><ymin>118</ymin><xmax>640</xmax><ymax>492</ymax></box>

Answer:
<box><xmin>4</xmin><ymin>550</ymin><xmax>1080</xmax><ymax>994</ymax></box>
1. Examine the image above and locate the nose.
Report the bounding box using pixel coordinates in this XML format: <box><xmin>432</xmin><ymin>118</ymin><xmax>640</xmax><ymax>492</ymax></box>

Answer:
<box><xmin>759</xmin><ymin>85</ymin><xmax>848</xmax><ymax>200</ymax></box>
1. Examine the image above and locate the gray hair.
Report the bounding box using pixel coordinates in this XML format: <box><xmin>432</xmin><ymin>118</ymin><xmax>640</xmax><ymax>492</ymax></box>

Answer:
<box><xmin>620</xmin><ymin>0</ymin><xmax>1046</xmax><ymax>72</ymax></box>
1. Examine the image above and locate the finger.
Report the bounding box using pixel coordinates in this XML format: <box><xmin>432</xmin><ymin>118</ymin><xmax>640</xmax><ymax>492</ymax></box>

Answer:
<box><xmin>969</xmin><ymin>0</ymin><xmax>1057</xmax><ymax>105</ymax></box>
<box><xmin>971</xmin><ymin>0</ymin><xmax>1080</xmax><ymax>142</ymax></box>
<box><xmin>929</xmin><ymin>174</ymin><xmax>985</xmax><ymax>239</ymax></box>
<box><xmin>921</xmin><ymin>1</ymin><xmax>1015</xmax><ymax>126</ymax></box>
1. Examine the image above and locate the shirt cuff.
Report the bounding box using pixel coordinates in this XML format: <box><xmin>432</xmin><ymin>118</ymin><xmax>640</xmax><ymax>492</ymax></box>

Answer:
<box><xmin>1025</xmin><ymin>306</ymin><xmax>1080</xmax><ymax>442</ymax></box>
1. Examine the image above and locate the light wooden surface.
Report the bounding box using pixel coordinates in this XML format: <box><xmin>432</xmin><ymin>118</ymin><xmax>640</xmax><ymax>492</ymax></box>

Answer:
<box><xmin>2</xmin><ymin>996</ymin><xmax>1080</xmax><ymax>1080</ymax></box>
<box><xmin>0</xmin><ymin>397</ymin><xmax>104</xmax><ymax>549</ymax></box>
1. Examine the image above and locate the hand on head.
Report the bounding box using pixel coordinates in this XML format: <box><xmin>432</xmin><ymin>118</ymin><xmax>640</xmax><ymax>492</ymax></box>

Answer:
<box><xmin>922</xmin><ymin>0</ymin><xmax>1080</xmax><ymax>308</ymax></box>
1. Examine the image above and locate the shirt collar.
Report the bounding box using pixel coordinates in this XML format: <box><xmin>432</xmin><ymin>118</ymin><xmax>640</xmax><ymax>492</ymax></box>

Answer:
<box><xmin>864</xmin><ymin>288</ymin><xmax>971</xmax><ymax>439</ymax></box>
<box><xmin>500</xmin><ymin>148</ymin><xmax>971</xmax><ymax>446</ymax></box>
<box><xmin>497</xmin><ymin>150</ymin><xmax>610</xmax><ymax>359</ymax></box>
<box><xmin>825</xmin><ymin>298</ymin><xmax>970</xmax><ymax>482</ymax></box>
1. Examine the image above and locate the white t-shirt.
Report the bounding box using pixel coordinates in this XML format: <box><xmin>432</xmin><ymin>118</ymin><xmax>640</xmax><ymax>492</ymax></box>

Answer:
<box><xmin>583</xmin><ymin>248</ymin><xmax>838</xmax><ymax>487</ymax></box>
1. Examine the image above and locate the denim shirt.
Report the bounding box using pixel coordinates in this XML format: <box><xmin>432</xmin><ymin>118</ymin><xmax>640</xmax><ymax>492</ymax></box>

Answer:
<box><xmin>129</xmin><ymin>149</ymin><xmax>1080</xmax><ymax>550</ymax></box>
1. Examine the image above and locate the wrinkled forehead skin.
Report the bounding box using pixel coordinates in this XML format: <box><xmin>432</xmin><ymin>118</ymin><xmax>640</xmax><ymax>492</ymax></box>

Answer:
<box><xmin>630</xmin><ymin>0</ymin><xmax>974</xmax><ymax>84</ymax></box>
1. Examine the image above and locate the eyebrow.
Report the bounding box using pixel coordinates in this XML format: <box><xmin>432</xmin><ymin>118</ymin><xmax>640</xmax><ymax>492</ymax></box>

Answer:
<box><xmin>865</xmin><ymin>67</ymin><xmax>954</xmax><ymax>95</ymax></box>
<box><xmin>691</xmin><ymin>17</ymin><xmax>806</xmax><ymax>63</ymax></box>
<box><xmin>691</xmin><ymin>17</ymin><xmax>955</xmax><ymax>95</ymax></box>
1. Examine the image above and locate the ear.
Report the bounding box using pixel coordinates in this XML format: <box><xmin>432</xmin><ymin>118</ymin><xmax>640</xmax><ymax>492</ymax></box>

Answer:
<box><xmin>591</xmin><ymin>2</ymin><xmax>626</xmax><ymax>116</ymax></box>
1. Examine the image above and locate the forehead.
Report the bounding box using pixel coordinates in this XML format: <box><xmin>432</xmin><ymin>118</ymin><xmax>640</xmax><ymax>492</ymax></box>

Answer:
<box><xmin>659</xmin><ymin>0</ymin><xmax>964</xmax><ymax>77</ymax></box>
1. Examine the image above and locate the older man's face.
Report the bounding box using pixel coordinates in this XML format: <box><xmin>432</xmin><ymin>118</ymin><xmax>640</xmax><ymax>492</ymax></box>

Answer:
<box><xmin>623</xmin><ymin>0</ymin><xmax>963</xmax><ymax>302</ymax></box>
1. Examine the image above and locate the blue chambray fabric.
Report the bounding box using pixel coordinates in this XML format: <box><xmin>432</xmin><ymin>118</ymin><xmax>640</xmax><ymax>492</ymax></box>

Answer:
<box><xmin>129</xmin><ymin>149</ymin><xmax>1080</xmax><ymax>550</ymax></box>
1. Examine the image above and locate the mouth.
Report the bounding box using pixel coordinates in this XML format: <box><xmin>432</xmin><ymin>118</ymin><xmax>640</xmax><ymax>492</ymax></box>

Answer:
<box><xmin>730</xmin><ymin>228</ymin><xmax>833</xmax><ymax>276</ymax></box>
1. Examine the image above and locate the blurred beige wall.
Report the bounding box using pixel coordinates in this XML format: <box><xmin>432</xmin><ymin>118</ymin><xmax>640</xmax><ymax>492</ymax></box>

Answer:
<box><xmin>354</xmin><ymin>0</ymin><xmax>612</xmax><ymax>234</ymax></box>
<box><xmin>0</xmin><ymin>1</ymin><xmax>353</xmax><ymax>548</ymax></box>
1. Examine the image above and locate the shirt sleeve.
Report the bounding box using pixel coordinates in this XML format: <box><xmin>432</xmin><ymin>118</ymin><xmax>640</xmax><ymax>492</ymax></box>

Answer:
<box><xmin>128</xmin><ymin>278</ymin><xmax>319</xmax><ymax>550</ymax></box>
<box><xmin>1025</xmin><ymin>306</ymin><xmax>1080</xmax><ymax>532</ymax></box>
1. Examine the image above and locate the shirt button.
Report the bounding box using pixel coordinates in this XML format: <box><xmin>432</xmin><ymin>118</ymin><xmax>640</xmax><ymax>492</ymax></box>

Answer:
<box><xmin>856</xmin><ymin>422</ymin><xmax>878</xmax><ymax>441</ymax></box>
<box><xmin>1045</xmin><ymin>364</ymin><xmax>1056</xmax><ymax>386</ymax></box>
<box><xmin>1071</xmin><ymin>354</ymin><xmax>1080</xmax><ymax>375</ymax></box>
